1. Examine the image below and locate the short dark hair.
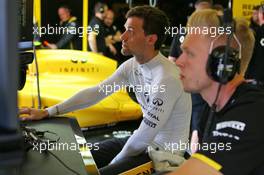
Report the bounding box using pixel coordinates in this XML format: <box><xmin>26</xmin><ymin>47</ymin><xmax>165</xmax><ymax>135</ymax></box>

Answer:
<box><xmin>126</xmin><ymin>5</ymin><xmax>169</xmax><ymax>50</ymax></box>
<box><xmin>212</xmin><ymin>4</ymin><xmax>224</xmax><ymax>11</ymax></box>
<box><xmin>94</xmin><ymin>2</ymin><xmax>107</xmax><ymax>13</ymax></box>
<box><xmin>59</xmin><ymin>5</ymin><xmax>72</xmax><ymax>14</ymax></box>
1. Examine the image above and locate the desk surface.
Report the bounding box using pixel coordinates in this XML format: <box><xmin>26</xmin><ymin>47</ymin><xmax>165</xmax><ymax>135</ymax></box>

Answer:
<box><xmin>20</xmin><ymin>117</ymin><xmax>98</xmax><ymax>175</ymax></box>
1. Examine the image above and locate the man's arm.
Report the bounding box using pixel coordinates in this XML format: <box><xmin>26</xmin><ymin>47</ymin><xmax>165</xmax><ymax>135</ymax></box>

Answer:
<box><xmin>20</xmin><ymin>61</ymin><xmax>129</xmax><ymax>119</ymax></box>
<box><xmin>113</xmin><ymin>31</ymin><xmax>122</xmax><ymax>42</ymax></box>
<box><xmin>56</xmin><ymin>22</ymin><xmax>76</xmax><ymax>49</ymax></box>
<box><xmin>88</xmin><ymin>32</ymin><xmax>98</xmax><ymax>53</ymax></box>
<box><xmin>167</xmin><ymin>157</ymin><xmax>222</xmax><ymax>175</ymax></box>
<box><xmin>56</xmin><ymin>32</ymin><xmax>74</xmax><ymax>49</ymax></box>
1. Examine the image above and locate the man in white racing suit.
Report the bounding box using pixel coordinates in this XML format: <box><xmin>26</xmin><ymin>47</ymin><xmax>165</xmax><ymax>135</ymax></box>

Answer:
<box><xmin>20</xmin><ymin>6</ymin><xmax>191</xmax><ymax>175</ymax></box>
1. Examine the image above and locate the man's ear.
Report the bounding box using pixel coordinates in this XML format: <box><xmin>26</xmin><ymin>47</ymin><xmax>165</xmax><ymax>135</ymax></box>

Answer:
<box><xmin>147</xmin><ymin>34</ymin><xmax>158</xmax><ymax>47</ymax></box>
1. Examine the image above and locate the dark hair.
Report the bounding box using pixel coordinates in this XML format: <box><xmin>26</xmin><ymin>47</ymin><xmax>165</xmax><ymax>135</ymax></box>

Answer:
<box><xmin>94</xmin><ymin>2</ymin><xmax>107</xmax><ymax>13</ymax></box>
<box><xmin>59</xmin><ymin>5</ymin><xmax>72</xmax><ymax>14</ymax></box>
<box><xmin>126</xmin><ymin>5</ymin><xmax>169</xmax><ymax>50</ymax></box>
<box><xmin>212</xmin><ymin>4</ymin><xmax>224</xmax><ymax>12</ymax></box>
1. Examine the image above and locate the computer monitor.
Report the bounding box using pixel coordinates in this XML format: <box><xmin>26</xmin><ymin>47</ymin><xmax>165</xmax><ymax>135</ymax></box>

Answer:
<box><xmin>18</xmin><ymin>0</ymin><xmax>34</xmax><ymax>90</ymax></box>
<box><xmin>0</xmin><ymin>0</ymin><xmax>33</xmax><ymax>174</ymax></box>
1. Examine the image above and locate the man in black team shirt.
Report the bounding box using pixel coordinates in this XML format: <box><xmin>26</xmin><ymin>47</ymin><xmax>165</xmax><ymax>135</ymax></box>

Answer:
<box><xmin>88</xmin><ymin>2</ymin><xmax>108</xmax><ymax>55</ymax></box>
<box><xmin>167</xmin><ymin>9</ymin><xmax>264</xmax><ymax>175</ymax></box>
<box><xmin>246</xmin><ymin>4</ymin><xmax>264</xmax><ymax>89</ymax></box>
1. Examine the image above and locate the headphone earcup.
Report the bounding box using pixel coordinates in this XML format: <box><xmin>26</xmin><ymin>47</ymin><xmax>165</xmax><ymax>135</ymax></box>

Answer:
<box><xmin>99</xmin><ymin>7</ymin><xmax>105</xmax><ymax>13</ymax></box>
<box><xmin>206</xmin><ymin>46</ymin><xmax>240</xmax><ymax>84</ymax></box>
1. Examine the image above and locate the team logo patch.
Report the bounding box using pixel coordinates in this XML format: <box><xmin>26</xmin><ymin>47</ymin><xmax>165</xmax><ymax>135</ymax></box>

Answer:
<box><xmin>143</xmin><ymin>117</ymin><xmax>157</xmax><ymax>128</ymax></box>
<box><xmin>135</xmin><ymin>69</ymin><xmax>142</xmax><ymax>76</ymax></box>
<box><xmin>152</xmin><ymin>98</ymin><xmax>163</xmax><ymax>106</ymax></box>
<box><xmin>212</xmin><ymin>121</ymin><xmax>246</xmax><ymax>140</ymax></box>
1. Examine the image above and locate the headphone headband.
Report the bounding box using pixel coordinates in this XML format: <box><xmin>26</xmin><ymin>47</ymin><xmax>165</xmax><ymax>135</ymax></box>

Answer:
<box><xmin>209</xmin><ymin>32</ymin><xmax>242</xmax><ymax>60</ymax></box>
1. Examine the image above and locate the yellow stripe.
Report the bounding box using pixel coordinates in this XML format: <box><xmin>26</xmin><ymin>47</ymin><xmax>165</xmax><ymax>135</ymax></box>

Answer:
<box><xmin>34</xmin><ymin>0</ymin><xmax>41</xmax><ymax>28</ymax></box>
<box><xmin>69</xmin><ymin>17</ymin><xmax>77</xmax><ymax>22</ymax></box>
<box><xmin>192</xmin><ymin>153</ymin><xmax>222</xmax><ymax>171</ymax></box>
<box><xmin>82</xmin><ymin>0</ymin><xmax>88</xmax><ymax>51</ymax></box>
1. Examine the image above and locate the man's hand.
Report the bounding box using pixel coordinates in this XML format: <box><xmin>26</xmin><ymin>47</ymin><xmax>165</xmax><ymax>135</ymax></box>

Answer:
<box><xmin>88</xmin><ymin>33</ymin><xmax>98</xmax><ymax>53</ymax></box>
<box><xmin>105</xmin><ymin>35</ymin><xmax>114</xmax><ymax>45</ymax></box>
<box><xmin>190</xmin><ymin>130</ymin><xmax>199</xmax><ymax>154</ymax></box>
<box><xmin>19</xmin><ymin>108</ymin><xmax>49</xmax><ymax>121</ymax></box>
<box><xmin>46</xmin><ymin>43</ymin><xmax>58</xmax><ymax>49</ymax></box>
<box><xmin>109</xmin><ymin>44</ymin><xmax>117</xmax><ymax>55</ymax></box>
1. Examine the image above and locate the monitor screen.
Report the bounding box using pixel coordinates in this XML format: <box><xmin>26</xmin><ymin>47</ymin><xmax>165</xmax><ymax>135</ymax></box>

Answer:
<box><xmin>0</xmin><ymin>0</ymin><xmax>32</xmax><ymax>173</ymax></box>
<box><xmin>18</xmin><ymin>0</ymin><xmax>33</xmax><ymax>42</ymax></box>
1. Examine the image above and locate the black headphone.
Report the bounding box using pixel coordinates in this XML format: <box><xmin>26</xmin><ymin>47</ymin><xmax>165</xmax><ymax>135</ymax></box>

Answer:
<box><xmin>261</xmin><ymin>3</ymin><xmax>264</xmax><ymax>19</ymax></box>
<box><xmin>206</xmin><ymin>11</ymin><xmax>241</xmax><ymax>84</ymax></box>
<box><xmin>94</xmin><ymin>2</ymin><xmax>106</xmax><ymax>14</ymax></box>
<box><xmin>202</xmin><ymin>6</ymin><xmax>242</xmax><ymax>141</ymax></box>
<box><xmin>99</xmin><ymin>6</ymin><xmax>105</xmax><ymax>13</ymax></box>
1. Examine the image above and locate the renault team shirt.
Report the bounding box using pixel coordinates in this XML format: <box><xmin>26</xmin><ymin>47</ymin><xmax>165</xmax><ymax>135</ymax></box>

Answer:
<box><xmin>192</xmin><ymin>83</ymin><xmax>264</xmax><ymax>175</ymax></box>
<box><xmin>47</xmin><ymin>52</ymin><xmax>192</xmax><ymax>163</ymax></box>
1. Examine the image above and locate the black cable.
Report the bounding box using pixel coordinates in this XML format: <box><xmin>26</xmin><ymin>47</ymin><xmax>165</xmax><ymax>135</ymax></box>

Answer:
<box><xmin>222</xmin><ymin>0</ymin><xmax>234</xmax><ymax>84</ymax></box>
<box><xmin>22</xmin><ymin>126</ymin><xmax>80</xmax><ymax>175</ymax></box>
<box><xmin>47</xmin><ymin>150</ymin><xmax>81</xmax><ymax>175</ymax></box>
<box><xmin>202</xmin><ymin>0</ymin><xmax>234</xmax><ymax>142</ymax></box>
<box><xmin>32</xmin><ymin>43</ymin><xmax>42</xmax><ymax>109</ymax></box>
<box><xmin>202</xmin><ymin>84</ymin><xmax>222</xmax><ymax>142</ymax></box>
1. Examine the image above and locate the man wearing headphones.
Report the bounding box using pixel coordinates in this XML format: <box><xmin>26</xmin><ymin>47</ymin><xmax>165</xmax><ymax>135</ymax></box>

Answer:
<box><xmin>88</xmin><ymin>2</ymin><xmax>108</xmax><ymax>55</ymax></box>
<box><xmin>20</xmin><ymin>6</ymin><xmax>192</xmax><ymax>175</ymax></box>
<box><xmin>167</xmin><ymin>9</ymin><xmax>264</xmax><ymax>175</ymax></box>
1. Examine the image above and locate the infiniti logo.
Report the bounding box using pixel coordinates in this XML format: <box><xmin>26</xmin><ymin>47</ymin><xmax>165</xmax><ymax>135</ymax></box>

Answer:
<box><xmin>135</xmin><ymin>69</ymin><xmax>142</xmax><ymax>76</ymax></box>
<box><xmin>152</xmin><ymin>98</ymin><xmax>163</xmax><ymax>106</ymax></box>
